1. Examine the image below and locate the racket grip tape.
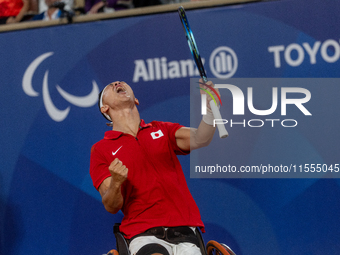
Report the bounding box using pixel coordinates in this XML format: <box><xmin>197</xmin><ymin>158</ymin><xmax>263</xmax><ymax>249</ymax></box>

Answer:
<box><xmin>209</xmin><ymin>100</ymin><xmax>229</xmax><ymax>138</ymax></box>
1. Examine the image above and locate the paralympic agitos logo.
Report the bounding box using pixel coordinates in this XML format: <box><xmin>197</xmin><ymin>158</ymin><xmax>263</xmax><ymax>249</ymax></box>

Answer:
<box><xmin>199</xmin><ymin>80</ymin><xmax>312</xmax><ymax>128</ymax></box>
<box><xmin>23</xmin><ymin>52</ymin><xmax>99</xmax><ymax>122</ymax></box>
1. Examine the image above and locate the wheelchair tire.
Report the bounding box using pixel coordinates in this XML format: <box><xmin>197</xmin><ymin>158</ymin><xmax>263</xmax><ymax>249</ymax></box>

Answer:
<box><xmin>107</xmin><ymin>249</ymin><xmax>119</xmax><ymax>255</ymax></box>
<box><xmin>206</xmin><ymin>240</ymin><xmax>236</xmax><ymax>255</ymax></box>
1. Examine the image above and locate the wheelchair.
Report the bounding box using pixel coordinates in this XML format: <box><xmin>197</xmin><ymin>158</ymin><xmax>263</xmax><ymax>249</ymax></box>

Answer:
<box><xmin>106</xmin><ymin>223</ymin><xmax>236</xmax><ymax>255</ymax></box>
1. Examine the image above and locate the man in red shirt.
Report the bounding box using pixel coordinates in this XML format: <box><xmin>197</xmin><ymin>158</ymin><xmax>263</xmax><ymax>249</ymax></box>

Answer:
<box><xmin>90</xmin><ymin>80</ymin><xmax>219</xmax><ymax>255</ymax></box>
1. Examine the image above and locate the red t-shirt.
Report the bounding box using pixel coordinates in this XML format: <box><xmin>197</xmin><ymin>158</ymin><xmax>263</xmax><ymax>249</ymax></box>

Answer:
<box><xmin>0</xmin><ymin>0</ymin><xmax>23</xmax><ymax>18</ymax></box>
<box><xmin>90</xmin><ymin>120</ymin><xmax>205</xmax><ymax>239</ymax></box>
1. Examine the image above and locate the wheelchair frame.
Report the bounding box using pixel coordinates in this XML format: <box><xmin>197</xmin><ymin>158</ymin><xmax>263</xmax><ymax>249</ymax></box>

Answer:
<box><xmin>107</xmin><ymin>223</ymin><xmax>236</xmax><ymax>255</ymax></box>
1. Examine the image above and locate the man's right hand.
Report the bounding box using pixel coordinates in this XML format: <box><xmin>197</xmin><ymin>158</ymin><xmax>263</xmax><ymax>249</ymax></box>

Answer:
<box><xmin>98</xmin><ymin>158</ymin><xmax>127</xmax><ymax>214</ymax></box>
<box><xmin>109</xmin><ymin>158</ymin><xmax>128</xmax><ymax>185</ymax></box>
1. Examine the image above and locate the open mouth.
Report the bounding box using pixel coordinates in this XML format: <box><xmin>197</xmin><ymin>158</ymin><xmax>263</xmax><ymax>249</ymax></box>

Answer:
<box><xmin>116</xmin><ymin>85</ymin><xmax>126</xmax><ymax>94</ymax></box>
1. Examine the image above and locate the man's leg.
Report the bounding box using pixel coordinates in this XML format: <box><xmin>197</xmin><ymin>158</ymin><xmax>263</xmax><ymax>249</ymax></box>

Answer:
<box><xmin>173</xmin><ymin>242</ymin><xmax>202</xmax><ymax>255</ymax></box>
<box><xmin>129</xmin><ymin>236</ymin><xmax>172</xmax><ymax>255</ymax></box>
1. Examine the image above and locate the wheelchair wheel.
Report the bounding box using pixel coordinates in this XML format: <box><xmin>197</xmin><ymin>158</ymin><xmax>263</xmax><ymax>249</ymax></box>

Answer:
<box><xmin>107</xmin><ymin>249</ymin><xmax>119</xmax><ymax>255</ymax></box>
<box><xmin>206</xmin><ymin>240</ymin><xmax>236</xmax><ymax>255</ymax></box>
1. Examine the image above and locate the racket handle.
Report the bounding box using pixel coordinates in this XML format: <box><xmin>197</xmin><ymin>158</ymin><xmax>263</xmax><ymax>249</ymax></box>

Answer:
<box><xmin>209</xmin><ymin>100</ymin><xmax>229</xmax><ymax>138</ymax></box>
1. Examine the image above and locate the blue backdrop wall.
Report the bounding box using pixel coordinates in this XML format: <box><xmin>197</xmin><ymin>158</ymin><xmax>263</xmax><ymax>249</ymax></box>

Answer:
<box><xmin>1</xmin><ymin>0</ymin><xmax>340</xmax><ymax>254</ymax></box>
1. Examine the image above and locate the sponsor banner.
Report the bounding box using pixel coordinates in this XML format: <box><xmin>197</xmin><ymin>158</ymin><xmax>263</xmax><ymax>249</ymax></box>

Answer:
<box><xmin>0</xmin><ymin>0</ymin><xmax>340</xmax><ymax>254</ymax></box>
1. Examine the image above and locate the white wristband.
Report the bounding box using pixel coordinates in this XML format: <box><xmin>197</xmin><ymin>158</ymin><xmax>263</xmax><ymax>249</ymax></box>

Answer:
<box><xmin>202</xmin><ymin>109</ymin><xmax>214</xmax><ymax>126</ymax></box>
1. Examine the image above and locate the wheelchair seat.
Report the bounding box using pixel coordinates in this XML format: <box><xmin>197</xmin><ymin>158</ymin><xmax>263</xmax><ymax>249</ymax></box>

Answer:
<box><xmin>107</xmin><ymin>223</ymin><xmax>236</xmax><ymax>255</ymax></box>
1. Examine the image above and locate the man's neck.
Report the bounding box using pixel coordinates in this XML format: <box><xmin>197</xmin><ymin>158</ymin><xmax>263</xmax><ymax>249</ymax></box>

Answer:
<box><xmin>111</xmin><ymin>107</ymin><xmax>141</xmax><ymax>137</ymax></box>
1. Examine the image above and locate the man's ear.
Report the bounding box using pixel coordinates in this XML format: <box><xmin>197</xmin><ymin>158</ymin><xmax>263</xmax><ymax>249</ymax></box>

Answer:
<box><xmin>101</xmin><ymin>105</ymin><xmax>109</xmax><ymax>114</ymax></box>
<box><xmin>135</xmin><ymin>98</ymin><xmax>140</xmax><ymax>105</ymax></box>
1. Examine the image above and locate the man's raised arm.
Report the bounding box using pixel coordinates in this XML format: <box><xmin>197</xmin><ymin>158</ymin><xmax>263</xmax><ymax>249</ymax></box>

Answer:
<box><xmin>175</xmin><ymin>80</ymin><xmax>220</xmax><ymax>151</ymax></box>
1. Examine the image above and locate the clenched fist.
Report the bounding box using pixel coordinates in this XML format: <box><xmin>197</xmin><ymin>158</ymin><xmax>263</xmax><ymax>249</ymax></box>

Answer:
<box><xmin>109</xmin><ymin>158</ymin><xmax>128</xmax><ymax>185</ymax></box>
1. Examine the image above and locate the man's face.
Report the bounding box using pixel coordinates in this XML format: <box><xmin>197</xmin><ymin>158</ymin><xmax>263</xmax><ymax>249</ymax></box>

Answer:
<box><xmin>101</xmin><ymin>81</ymin><xmax>138</xmax><ymax>109</ymax></box>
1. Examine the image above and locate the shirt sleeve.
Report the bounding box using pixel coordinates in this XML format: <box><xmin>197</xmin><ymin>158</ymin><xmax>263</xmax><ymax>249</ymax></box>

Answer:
<box><xmin>160</xmin><ymin>121</ymin><xmax>190</xmax><ymax>155</ymax></box>
<box><xmin>89</xmin><ymin>143</ymin><xmax>111</xmax><ymax>190</ymax></box>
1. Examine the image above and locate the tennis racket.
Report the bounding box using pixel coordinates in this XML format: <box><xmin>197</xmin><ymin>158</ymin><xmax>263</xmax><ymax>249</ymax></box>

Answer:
<box><xmin>178</xmin><ymin>6</ymin><xmax>228</xmax><ymax>139</ymax></box>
